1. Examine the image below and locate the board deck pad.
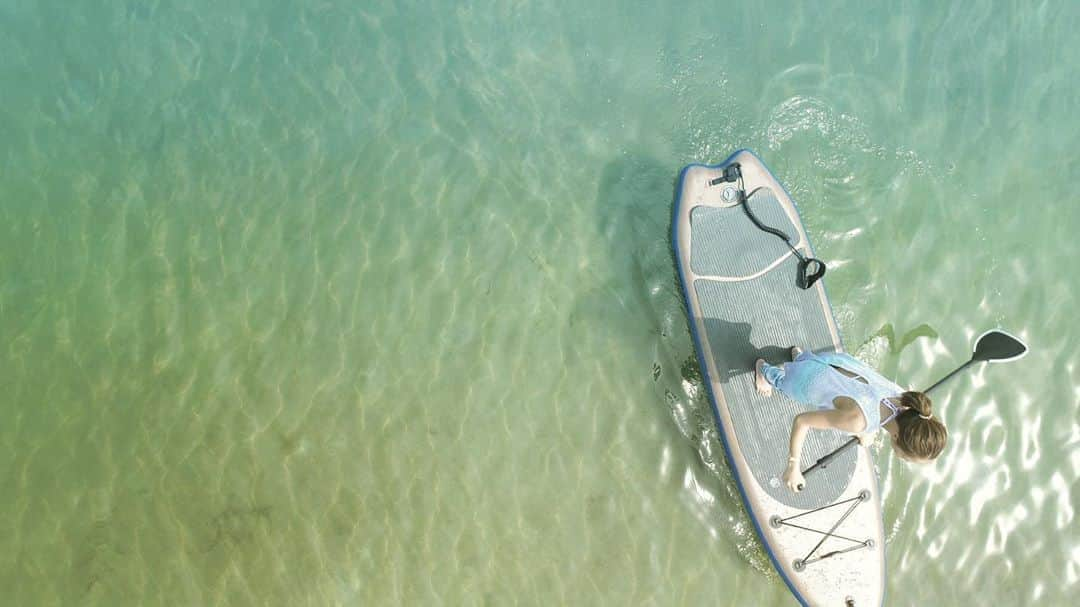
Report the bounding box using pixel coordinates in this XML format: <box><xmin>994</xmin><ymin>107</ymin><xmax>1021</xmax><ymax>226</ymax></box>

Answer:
<box><xmin>673</xmin><ymin>150</ymin><xmax>884</xmax><ymax>607</ymax></box>
<box><xmin>690</xmin><ymin>188</ymin><xmax>797</xmax><ymax>278</ymax></box>
<box><xmin>692</xmin><ymin>191</ymin><xmax>855</xmax><ymax>510</ymax></box>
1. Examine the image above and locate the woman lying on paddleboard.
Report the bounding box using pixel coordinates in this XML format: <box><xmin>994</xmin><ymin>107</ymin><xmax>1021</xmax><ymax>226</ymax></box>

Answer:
<box><xmin>753</xmin><ymin>348</ymin><xmax>948</xmax><ymax>492</ymax></box>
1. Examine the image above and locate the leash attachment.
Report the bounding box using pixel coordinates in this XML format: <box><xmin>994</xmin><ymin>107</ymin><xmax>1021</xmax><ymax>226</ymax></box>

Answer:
<box><xmin>709</xmin><ymin>163</ymin><xmax>827</xmax><ymax>289</ymax></box>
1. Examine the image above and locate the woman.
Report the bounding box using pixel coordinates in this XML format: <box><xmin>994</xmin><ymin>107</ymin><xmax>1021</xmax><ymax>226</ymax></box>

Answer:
<box><xmin>753</xmin><ymin>347</ymin><xmax>948</xmax><ymax>492</ymax></box>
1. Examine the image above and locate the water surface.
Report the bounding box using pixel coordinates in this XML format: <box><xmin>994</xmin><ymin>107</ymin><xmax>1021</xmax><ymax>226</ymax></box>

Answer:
<box><xmin>2</xmin><ymin>1</ymin><xmax>1078</xmax><ymax>605</ymax></box>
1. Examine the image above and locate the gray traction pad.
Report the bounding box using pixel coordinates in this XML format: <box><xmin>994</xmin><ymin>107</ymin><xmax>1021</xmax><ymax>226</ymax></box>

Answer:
<box><xmin>691</xmin><ymin>188</ymin><xmax>855</xmax><ymax>509</ymax></box>
<box><xmin>690</xmin><ymin>188</ymin><xmax>798</xmax><ymax>277</ymax></box>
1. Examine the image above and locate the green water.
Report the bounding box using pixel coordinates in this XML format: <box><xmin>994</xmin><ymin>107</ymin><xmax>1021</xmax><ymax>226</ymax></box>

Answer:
<box><xmin>2</xmin><ymin>1</ymin><xmax>1078</xmax><ymax>605</ymax></box>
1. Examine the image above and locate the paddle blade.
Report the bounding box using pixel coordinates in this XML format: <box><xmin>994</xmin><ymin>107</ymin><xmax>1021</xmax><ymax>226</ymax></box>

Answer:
<box><xmin>972</xmin><ymin>329</ymin><xmax>1028</xmax><ymax>363</ymax></box>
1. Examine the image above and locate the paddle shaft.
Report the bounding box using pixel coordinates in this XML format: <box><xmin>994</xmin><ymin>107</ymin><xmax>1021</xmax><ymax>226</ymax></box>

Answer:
<box><xmin>800</xmin><ymin>436</ymin><xmax>858</xmax><ymax>479</ymax></box>
<box><xmin>923</xmin><ymin>358</ymin><xmax>976</xmax><ymax>395</ymax></box>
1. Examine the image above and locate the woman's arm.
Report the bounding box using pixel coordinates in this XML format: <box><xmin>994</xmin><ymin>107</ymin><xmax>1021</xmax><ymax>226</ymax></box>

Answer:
<box><xmin>783</xmin><ymin>399</ymin><xmax>864</xmax><ymax>492</ymax></box>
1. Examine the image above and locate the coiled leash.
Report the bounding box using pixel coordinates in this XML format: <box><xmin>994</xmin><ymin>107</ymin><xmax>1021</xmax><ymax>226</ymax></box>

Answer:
<box><xmin>709</xmin><ymin>163</ymin><xmax>826</xmax><ymax>289</ymax></box>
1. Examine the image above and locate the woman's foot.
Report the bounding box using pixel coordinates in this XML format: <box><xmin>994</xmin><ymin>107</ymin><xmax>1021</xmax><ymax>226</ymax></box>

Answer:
<box><xmin>754</xmin><ymin>359</ymin><xmax>773</xmax><ymax>396</ymax></box>
<box><xmin>791</xmin><ymin>346</ymin><xmax>803</xmax><ymax>361</ymax></box>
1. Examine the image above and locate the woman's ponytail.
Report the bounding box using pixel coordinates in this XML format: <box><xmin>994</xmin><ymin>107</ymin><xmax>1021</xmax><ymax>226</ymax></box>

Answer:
<box><xmin>895</xmin><ymin>391</ymin><xmax>947</xmax><ymax>459</ymax></box>
<box><xmin>901</xmin><ymin>391</ymin><xmax>934</xmax><ymax>420</ymax></box>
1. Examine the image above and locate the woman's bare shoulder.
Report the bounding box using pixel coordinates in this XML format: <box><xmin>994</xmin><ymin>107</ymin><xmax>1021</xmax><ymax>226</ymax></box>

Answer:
<box><xmin>830</xmin><ymin>396</ymin><xmax>868</xmax><ymax>432</ymax></box>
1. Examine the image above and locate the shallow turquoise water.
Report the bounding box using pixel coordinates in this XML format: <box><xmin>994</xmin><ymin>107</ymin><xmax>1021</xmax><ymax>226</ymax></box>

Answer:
<box><xmin>2</xmin><ymin>1</ymin><xmax>1078</xmax><ymax>605</ymax></box>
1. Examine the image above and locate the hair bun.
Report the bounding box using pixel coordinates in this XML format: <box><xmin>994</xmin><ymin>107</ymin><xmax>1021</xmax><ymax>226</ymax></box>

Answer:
<box><xmin>901</xmin><ymin>391</ymin><xmax>933</xmax><ymax>420</ymax></box>
<box><xmin>895</xmin><ymin>391</ymin><xmax>948</xmax><ymax>459</ymax></box>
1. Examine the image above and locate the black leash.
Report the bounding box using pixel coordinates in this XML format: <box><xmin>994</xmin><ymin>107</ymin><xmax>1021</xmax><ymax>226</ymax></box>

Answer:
<box><xmin>709</xmin><ymin>163</ymin><xmax>826</xmax><ymax>289</ymax></box>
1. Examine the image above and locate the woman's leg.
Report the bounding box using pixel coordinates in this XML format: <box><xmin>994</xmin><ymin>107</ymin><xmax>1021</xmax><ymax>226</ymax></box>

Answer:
<box><xmin>760</xmin><ymin>361</ymin><xmax>787</xmax><ymax>387</ymax></box>
<box><xmin>760</xmin><ymin>358</ymin><xmax>823</xmax><ymax>404</ymax></box>
<box><xmin>754</xmin><ymin>359</ymin><xmax>774</xmax><ymax>395</ymax></box>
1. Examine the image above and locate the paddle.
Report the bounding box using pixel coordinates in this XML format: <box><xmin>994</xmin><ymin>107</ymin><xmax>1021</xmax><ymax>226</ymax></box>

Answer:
<box><xmin>922</xmin><ymin>329</ymin><xmax>1028</xmax><ymax>393</ymax></box>
<box><xmin>798</xmin><ymin>330</ymin><xmax>1028</xmax><ymax>487</ymax></box>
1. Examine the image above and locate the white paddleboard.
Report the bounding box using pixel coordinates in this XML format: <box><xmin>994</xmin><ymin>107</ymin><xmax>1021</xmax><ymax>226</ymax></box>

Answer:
<box><xmin>672</xmin><ymin>149</ymin><xmax>885</xmax><ymax>607</ymax></box>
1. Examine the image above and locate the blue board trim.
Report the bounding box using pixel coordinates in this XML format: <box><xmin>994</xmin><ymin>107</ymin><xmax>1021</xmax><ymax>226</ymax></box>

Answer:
<box><xmin>670</xmin><ymin>149</ymin><xmax>885</xmax><ymax>607</ymax></box>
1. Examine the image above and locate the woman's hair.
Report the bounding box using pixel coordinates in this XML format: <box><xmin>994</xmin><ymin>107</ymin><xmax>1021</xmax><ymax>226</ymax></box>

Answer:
<box><xmin>894</xmin><ymin>391</ymin><xmax>948</xmax><ymax>460</ymax></box>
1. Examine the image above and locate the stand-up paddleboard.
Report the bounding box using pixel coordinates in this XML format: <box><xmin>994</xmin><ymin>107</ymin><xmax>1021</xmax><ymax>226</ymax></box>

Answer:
<box><xmin>672</xmin><ymin>150</ymin><xmax>885</xmax><ymax>607</ymax></box>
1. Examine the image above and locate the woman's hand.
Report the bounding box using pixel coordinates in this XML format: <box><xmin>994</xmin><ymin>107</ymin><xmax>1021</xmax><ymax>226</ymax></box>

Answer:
<box><xmin>783</xmin><ymin>461</ymin><xmax>805</xmax><ymax>493</ymax></box>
